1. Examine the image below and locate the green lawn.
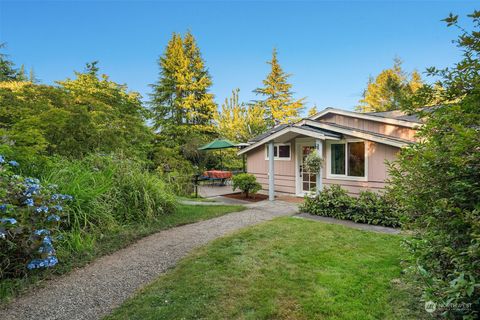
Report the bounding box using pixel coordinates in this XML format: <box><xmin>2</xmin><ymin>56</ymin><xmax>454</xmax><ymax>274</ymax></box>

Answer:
<box><xmin>0</xmin><ymin>204</ymin><xmax>244</xmax><ymax>304</ymax></box>
<box><xmin>107</xmin><ymin>217</ymin><xmax>425</xmax><ymax>320</ymax></box>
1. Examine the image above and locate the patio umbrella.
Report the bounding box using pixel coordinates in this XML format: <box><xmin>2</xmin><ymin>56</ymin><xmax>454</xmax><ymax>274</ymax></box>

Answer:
<box><xmin>198</xmin><ymin>139</ymin><xmax>237</xmax><ymax>170</ymax></box>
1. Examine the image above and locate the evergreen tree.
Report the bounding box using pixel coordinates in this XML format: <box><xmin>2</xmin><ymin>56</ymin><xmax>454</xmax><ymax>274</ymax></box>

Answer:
<box><xmin>0</xmin><ymin>43</ymin><xmax>19</xmax><ymax>82</ymax></box>
<box><xmin>215</xmin><ymin>89</ymin><xmax>266</xmax><ymax>142</ymax></box>
<box><xmin>151</xmin><ymin>32</ymin><xmax>216</xmax><ymax>146</ymax></box>
<box><xmin>254</xmin><ymin>48</ymin><xmax>304</xmax><ymax>126</ymax></box>
<box><xmin>357</xmin><ymin>58</ymin><xmax>424</xmax><ymax>112</ymax></box>
<box><xmin>17</xmin><ymin>64</ymin><xmax>28</xmax><ymax>81</ymax></box>
<box><xmin>29</xmin><ymin>67</ymin><xmax>38</xmax><ymax>83</ymax></box>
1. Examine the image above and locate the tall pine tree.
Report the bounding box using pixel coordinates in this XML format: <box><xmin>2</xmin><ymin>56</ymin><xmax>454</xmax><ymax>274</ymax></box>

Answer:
<box><xmin>254</xmin><ymin>48</ymin><xmax>304</xmax><ymax>126</ymax></box>
<box><xmin>151</xmin><ymin>32</ymin><xmax>216</xmax><ymax>145</ymax></box>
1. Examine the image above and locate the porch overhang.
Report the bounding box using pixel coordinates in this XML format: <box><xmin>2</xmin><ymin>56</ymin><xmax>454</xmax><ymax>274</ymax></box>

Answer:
<box><xmin>237</xmin><ymin>125</ymin><xmax>341</xmax><ymax>155</ymax></box>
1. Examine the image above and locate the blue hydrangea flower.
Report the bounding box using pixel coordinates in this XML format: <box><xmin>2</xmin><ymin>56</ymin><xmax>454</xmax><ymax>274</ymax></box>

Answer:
<box><xmin>52</xmin><ymin>205</ymin><xmax>63</xmax><ymax>211</ymax></box>
<box><xmin>35</xmin><ymin>206</ymin><xmax>49</xmax><ymax>214</ymax></box>
<box><xmin>8</xmin><ymin>160</ymin><xmax>19</xmax><ymax>167</ymax></box>
<box><xmin>24</xmin><ymin>198</ymin><xmax>34</xmax><ymax>206</ymax></box>
<box><xmin>27</xmin><ymin>256</ymin><xmax>58</xmax><ymax>269</ymax></box>
<box><xmin>24</xmin><ymin>183</ymin><xmax>40</xmax><ymax>197</ymax></box>
<box><xmin>34</xmin><ymin>229</ymin><xmax>50</xmax><ymax>236</ymax></box>
<box><xmin>25</xmin><ymin>177</ymin><xmax>40</xmax><ymax>185</ymax></box>
<box><xmin>51</xmin><ymin>194</ymin><xmax>73</xmax><ymax>201</ymax></box>
<box><xmin>47</xmin><ymin>214</ymin><xmax>60</xmax><ymax>222</ymax></box>
<box><xmin>0</xmin><ymin>204</ymin><xmax>7</xmax><ymax>212</ymax></box>
<box><xmin>0</xmin><ymin>155</ymin><xmax>4</xmax><ymax>164</ymax></box>
<box><xmin>0</xmin><ymin>218</ymin><xmax>17</xmax><ymax>224</ymax></box>
<box><xmin>0</xmin><ymin>231</ymin><xmax>6</xmax><ymax>239</ymax></box>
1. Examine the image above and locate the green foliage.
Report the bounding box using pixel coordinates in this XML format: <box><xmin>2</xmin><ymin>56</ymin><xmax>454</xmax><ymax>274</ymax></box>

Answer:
<box><xmin>151</xmin><ymin>31</ymin><xmax>217</xmax><ymax>146</ymax></box>
<box><xmin>254</xmin><ymin>48</ymin><xmax>304</xmax><ymax>125</ymax></box>
<box><xmin>300</xmin><ymin>185</ymin><xmax>401</xmax><ymax>228</ymax></box>
<box><xmin>388</xmin><ymin>12</ymin><xmax>480</xmax><ymax>318</ymax></box>
<box><xmin>41</xmin><ymin>154</ymin><xmax>176</xmax><ymax>231</ymax></box>
<box><xmin>215</xmin><ymin>89</ymin><xmax>266</xmax><ymax>143</ymax></box>
<box><xmin>232</xmin><ymin>173</ymin><xmax>261</xmax><ymax>198</ymax></box>
<box><xmin>357</xmin><ymin>58</ymin><xmax>424</xmax><ymax>112</ymax></box>
<box><xmin>0</xmin><ymin>67</ymin><xmax>152</xmax><ymax>163</ymax></box>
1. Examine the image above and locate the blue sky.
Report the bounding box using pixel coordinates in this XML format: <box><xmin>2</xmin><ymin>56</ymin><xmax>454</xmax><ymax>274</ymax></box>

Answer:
<box><xmin>0</xmin><ymin>1</ymin><xmax>477</xmax><ymax>113</ymax></box>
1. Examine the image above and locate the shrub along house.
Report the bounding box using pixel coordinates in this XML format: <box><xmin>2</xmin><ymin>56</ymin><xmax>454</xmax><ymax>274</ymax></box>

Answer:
<box><xmin>238</xmin><ymin>107</ymin><xmax>420</xmax><ymax>200</ymax></box>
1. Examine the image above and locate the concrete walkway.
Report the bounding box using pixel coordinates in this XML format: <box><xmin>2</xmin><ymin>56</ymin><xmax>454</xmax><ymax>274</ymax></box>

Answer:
<box><xmin>295</xmin><ymin>212</ymin><xmax>401</xmax><ymax>234</ymax></box>
<box><xmin>2</xmin><ymin>200</ymin><xmax>298</xmax><ymax>320</ymax></box>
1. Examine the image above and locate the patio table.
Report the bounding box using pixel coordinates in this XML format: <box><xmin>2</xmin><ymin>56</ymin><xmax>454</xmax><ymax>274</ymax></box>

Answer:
<box><xmin>203</xmin><ymin>170</ymin><xmax>233</xmax><ymax>185</ymax></box>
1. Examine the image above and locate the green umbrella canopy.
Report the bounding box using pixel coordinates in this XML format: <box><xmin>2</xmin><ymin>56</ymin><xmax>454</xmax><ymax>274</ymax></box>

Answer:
<box><xmin>198</xmin><ymin>139</ymin><xmax>237</xmax><ymax>150</ymax></box>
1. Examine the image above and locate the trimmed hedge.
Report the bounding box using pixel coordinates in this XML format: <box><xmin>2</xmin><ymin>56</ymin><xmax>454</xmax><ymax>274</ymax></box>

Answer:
<box><xmin>300</xmin><ymin>185</ymin><xmax>402</xmax><ymax>228</ymax></box>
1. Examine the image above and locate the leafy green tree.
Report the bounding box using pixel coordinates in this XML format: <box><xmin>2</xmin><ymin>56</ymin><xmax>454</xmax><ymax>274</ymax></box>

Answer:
<box><xmin>151</xmin><ymin>31</ymin><xmax>216</xmax><ymax>146</ymax></box>
<box><xmin>215</xmin><ymin>89</ymin><xmax>266</xmax><ymax>142</ymax></box>
<box><xmin>388</xmin><ymin>12</ymin><xmax>480</xmax><ymax>318</ymax></box>
<box><xmin>0</xmin><ymin>63</ymin><xmax>152</xmax><ymax>164</ymax></box>
<box><xmin>57</xmin><ymin>63</ymin><xmax>152</xmax><ymax>157</ymax></box>
<box><xmin>254</xmin><ymin>48</ymin><xmax>304</xmax><ymax>125</ymax></box>
<box><xmin>357</xmin><ymin>58</ymin><xmax>424</xmax><ymax>112</ymax></box>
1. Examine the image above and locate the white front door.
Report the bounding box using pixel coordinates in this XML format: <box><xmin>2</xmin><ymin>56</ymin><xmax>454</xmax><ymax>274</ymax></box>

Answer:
<box><xmin>296</xmin><ymin>141</ymin><xmax>317</xmax><ymax>196</ymax></box>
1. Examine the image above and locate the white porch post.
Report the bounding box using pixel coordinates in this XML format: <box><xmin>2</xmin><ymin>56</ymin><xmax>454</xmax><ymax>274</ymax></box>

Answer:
<box><xmin>315</xmin><ymin>139</ymin><xmax>323</xmax><ymax>195</ymax></box>
<box><xmin>268</xmin><ymin>140</ymin><xmax>275</xmax><ymax>201</ymax></box>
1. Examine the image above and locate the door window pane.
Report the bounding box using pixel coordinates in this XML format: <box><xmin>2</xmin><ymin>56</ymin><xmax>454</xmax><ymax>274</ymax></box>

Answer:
<box><xmin>348</xmin><ymin>142</ymin><xmax>365</xmax><ymax>177</ymax></box>
<box><xmin>330</xmin><ymin>144</ymin><xmax>345</xmax><ymax>175</ymax></box>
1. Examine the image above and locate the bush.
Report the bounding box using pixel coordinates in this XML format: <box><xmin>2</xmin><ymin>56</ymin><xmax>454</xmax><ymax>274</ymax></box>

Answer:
<box><xmin>41</xmin><ymin>154</ymin><xmax>177</xmax><ymax>231</ymax></box>
<box><xmin>0</xmin><ymin>155</ymin><xmax>72</xmax><ymax>278</ymax></box>
<box><xmin>300</xmin><ymin>185</ymin><xmax>401</xmax><ymax>228</ymax></box>
<box><xmin>387</xmin><ymin>13</ymin><xmax>480</xmax><ymax>318</ymax></box>
<box><xmin>151</xmin><ymin>145</ymin><xmax>195</xmax><ymax>196</ymax></box>
<box><xmin>232</xmin><ymin>173</ymin><xmax>261</xmax><ymax>198</ymax></box>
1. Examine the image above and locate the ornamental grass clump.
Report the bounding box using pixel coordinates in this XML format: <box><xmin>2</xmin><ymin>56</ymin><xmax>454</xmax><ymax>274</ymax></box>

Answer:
<box><xmin>0</xmin><ymin>156</ymin><xmax>72</xmax><ymax>278</ymax></box>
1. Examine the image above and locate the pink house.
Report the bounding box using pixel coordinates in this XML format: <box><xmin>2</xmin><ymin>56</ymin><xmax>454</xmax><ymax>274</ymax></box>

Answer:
<box><xmin>237</xmin><ymin>107</ymin><xmax>420</xmax><ymax>200</ymax></box>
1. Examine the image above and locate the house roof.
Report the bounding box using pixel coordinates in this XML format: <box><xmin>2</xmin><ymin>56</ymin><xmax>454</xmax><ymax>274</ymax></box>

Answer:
<box><xmin>238</xmin><ymin>107</ymin><xmax>418</xmax><ymax>155</ymax></box>
<box><xmin>365</xmin><ymin>110</ymin><xmax>422</xmax><ymax>123</ymax></box>
<box><xmin>310</xmin><ymin>107</ymin><xmax>421</xmax><ymax>128</ymax></box>
<box><xmin>300</xmin><ymin>119</ymin><xmax>413</xmax><ymax>148</ymax></box>
<box><xmin>238</xmin><ymin>124</ymin><xmax>341</xmax><ymax>155</ymax></box>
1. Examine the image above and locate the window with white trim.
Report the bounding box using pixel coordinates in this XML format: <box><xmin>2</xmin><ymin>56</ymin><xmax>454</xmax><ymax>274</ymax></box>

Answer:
<box><xmin>265</xmin><ymin>143</ymin><xmax>291</xmax><ymax>160</ymax></box>
<box><xmin>328</xmin><ymin>141</ymin><xmax>366</xmax><ymax>178</ymax></box>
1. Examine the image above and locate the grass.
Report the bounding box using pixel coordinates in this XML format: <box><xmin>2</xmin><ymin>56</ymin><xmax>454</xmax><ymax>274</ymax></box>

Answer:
<box><xmin>0</xmin><ymin>204</ymin><xmax>245</xmax><ymax>305</ymax></box>
<box><xmin>106</xmin><ymin>217</ymin><xmax>426</xmax><ymax>320</ymax></box>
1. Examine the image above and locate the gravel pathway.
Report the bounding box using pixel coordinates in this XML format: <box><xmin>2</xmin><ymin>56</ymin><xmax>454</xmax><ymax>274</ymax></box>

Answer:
<box><xmin>2</xmin><ymin>201</ymin><xmax>298</xmax><ymax>320</ymax></box>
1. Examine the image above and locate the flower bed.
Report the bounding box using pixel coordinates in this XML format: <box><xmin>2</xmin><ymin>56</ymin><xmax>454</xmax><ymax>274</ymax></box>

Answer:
<box><xmin>300</xmin><ymin>185</ymin><xmax>402</xmax><ymax>228</ymax></box>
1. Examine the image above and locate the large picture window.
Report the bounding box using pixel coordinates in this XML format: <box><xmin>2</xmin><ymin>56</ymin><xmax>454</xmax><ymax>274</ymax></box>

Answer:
<box><xmin>328</xmin><ymin>141</ymin><xmax>366</xmax><ymax>179</ymax></box>
<box><xmin>265</xmin><ymin>143</ymin><xmax>291</xmax><ymax>160</ymax></box>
